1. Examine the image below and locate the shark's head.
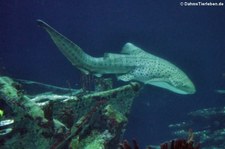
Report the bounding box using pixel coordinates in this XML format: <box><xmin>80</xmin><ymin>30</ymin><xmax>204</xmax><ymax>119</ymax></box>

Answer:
<box><xmin>149</xmin><ymin>74</ymin><xmax>196</xmax><ymax>94</ymax></box>
<box><xmin>168</xmin><ymin>74</ymin><xmax>196</xmax><ymax>94</ymax></box>
<box><xmin>121</xmin><ymin>42</ymin><xmax>196</xmax><ymax>95</ymax></box>
<box><xmin>148</xmin><ymin>68</ymin><xmax>196</xmax><ymax>95</ymax></box>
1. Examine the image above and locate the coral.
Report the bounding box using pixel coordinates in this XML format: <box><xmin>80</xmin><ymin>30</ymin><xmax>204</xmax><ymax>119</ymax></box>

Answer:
<box><xmin>119</xmin><ymin>137</ymin><xmax>200</xmax><ymax>149</ymax></box>
<box><xmin>83</xmin><ymin>133</ymin><xmax>105</xmax><ymax>149</ymax></box>
<box><xmin>103</xmin><ymin>104</ymin><xmax>127</xmax><ymax>124</ymax></box>
<box><xmin>160</xmin><ymin>129</ymin><xmax>200</xmax><ymax>149</ymax></box>
<box><xmin>119</xmin><ymin>139</ymin><xmax>140</xmax><ymax>149</ymax></box>
<box><xmin>69</xmin><ymin>137</ymin><xmax>79</xmax><ymax>149</ymax></box>
<box><xmin>0</xmin><ymin>76</ymin><xmax>19</xmax><ymax>99</ymax></box>
<box><xmin>79</xmin><ymin>130</ymin><xmax>112</xmax><ymax>149</ymax></box>
<box><xmin>0</xmin><ymin>76</ymin><xmax>141</xmax><ymax>149</ymax></box>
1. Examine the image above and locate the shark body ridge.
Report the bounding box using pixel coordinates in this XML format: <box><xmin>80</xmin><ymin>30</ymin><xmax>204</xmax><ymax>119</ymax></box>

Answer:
<box><xmin>37</xmin><ymin>20</ymin><xmax>196</xmax><ymax>94</ymax></box>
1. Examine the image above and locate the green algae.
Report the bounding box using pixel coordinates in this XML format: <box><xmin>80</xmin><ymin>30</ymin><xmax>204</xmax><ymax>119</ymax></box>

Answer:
<box><xmin>0</xmin><ymin>76</ymin><xmax>19</xmax><ymax>99</ymax></box>
<box><xmin>103</xmin><ymin>104</ymin><xmax>127</xmax><ymax>123</ymax></box>
<box><xmin>79</xmin><ymin>130</ymin><xmax>112</xmax><ymax>149</ymax></box>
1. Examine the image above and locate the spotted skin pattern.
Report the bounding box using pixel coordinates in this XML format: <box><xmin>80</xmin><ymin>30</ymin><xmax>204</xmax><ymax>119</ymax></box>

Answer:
<box><xmin>37</xmin><ymin>20</ymin><xmax>196</xmax><ymax>94</ymax></box>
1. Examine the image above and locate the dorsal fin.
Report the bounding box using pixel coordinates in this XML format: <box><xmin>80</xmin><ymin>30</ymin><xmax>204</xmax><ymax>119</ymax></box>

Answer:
<box><xmin>121</xmin><ymin>43</ymin><xmax>146</xmax><ymax>55</ymax></box>
<box><xmin>121</xmin><ymin>43</ymin><xmax>157</xmax><ymax>59</ymax></box>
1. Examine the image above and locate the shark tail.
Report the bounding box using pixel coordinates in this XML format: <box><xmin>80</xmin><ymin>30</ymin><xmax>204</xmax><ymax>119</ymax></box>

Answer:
<box><xmin>36</xmin><ymin>19</ymin><xmax>93</xmax><ymax>74</ymax></box>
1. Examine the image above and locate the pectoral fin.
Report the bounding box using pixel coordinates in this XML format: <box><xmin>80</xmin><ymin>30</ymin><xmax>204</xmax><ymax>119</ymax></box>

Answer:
<box><xmin>78</xmin><ymin>67</ymin><xmax>90</xmax><ymax>75</ymax></box>
<box><xmin>117</xmin><ymin>73</ymin><xmax>134</xmax><ymax>82</ymax></box>
<box><xmin>94</xmin><ymin>74</ymin><xmax>102</xmax><ymax>77</ymax></box>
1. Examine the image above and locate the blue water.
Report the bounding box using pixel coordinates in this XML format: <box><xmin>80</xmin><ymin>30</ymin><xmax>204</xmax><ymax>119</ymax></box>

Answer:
<box><xmin>1</xmin><ymin>0</ymin><xmax>225</xmax><ymax>147</ymax></box>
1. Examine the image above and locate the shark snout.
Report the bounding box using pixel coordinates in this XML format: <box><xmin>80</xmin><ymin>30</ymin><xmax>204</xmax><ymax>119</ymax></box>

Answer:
<box><xmin>187</xmin><ymin>81</ymin><xmax>196</xmax><ymax>94</ymax></box>
<box><xmin>181</xmin><ymin>80</ymin><xmax>196</xmax><ymax>94</ymax></box>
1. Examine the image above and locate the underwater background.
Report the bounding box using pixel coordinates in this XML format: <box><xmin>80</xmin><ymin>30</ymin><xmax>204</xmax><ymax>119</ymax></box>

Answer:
<box><xmin>0</xmin><ymin>0</ymin><xmax>225</xmax><ymax>148</ymax></box>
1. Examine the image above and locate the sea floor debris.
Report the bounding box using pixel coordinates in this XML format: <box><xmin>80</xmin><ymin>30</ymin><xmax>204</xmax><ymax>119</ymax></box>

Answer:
<box><xmin>0</xmin><ymin>76</ymin><xmax>141</xmax><ymax>149</ymax></box>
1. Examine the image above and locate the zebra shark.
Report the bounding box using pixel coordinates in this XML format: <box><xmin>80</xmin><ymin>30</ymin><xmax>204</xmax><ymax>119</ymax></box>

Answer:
<box><xmin>37</xmin><ymin>20</ymin><xmax>196</xmax><ymax>94</ymax></box>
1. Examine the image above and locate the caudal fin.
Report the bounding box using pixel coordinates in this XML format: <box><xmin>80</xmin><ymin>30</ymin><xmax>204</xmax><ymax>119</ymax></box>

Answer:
<box><xmin>36</xmin><ymin>19</ymin><xmax>90</xmax><ymax>71</ymax></box>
